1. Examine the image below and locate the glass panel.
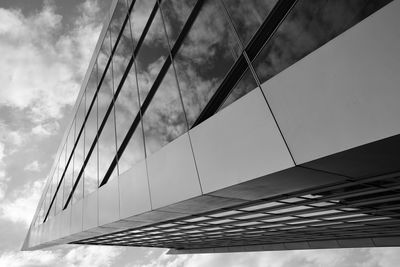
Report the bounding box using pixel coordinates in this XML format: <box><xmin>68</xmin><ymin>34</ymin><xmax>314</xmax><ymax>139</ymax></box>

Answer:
<box><xmin>253</xmin><ymin>0</ymin><xmax>393</xmax><ymax>85</ymax></box>
<box><xmin>86</xmin><ymin>63</ymin><xmax>98</xmax><ymax>108</ymax></box>
<box><xmin>129</xmin><ymin>0</ymin><xmax>157</xmax><ymax>46</ymax></box>
<box><xmin>113</xmin><ymin>16</ymin><xmax>134</xmax><ymax>92</ymax></box>
<box><xmin>98</xmin><ymin>106</ymin><xmax>118</xmax><ymax>183</ymax></box>
<box><xmin>110</xmin><ymin>0</ymin><xmax>128</xmax><ymax>50</ymax></box>
<box><xmin>85</xmin><ymin>96</ymin><xmax>98</xmax><ymax>156</ymax></box>
<box><xmin>65</xmin><ymin>121</ymin><xmax>75</xmax><ymax>164</ymax></box>
<box><xmin>115</xmin><ymin>63</ymin><xmax>140</xmax><ymax>151</ymax></box>
<box><xmin>85</xmin><ymin>143</ymin><xmax>98</xmax><ymax>195</ymax></box>
<box><xmin>98</xmin><ymin>67</ymin><xmax>114</xmax><ymax>125</ymax></box>
<box><xmin>219</xmin><ymin>67</ymin><xmax>258</xmax><ymax>110</ymax></box>
<box><xmin>136</xmin><ymin>10</ymin><xmax>169</xmax><ymax>103</ymax></box>
<box><xmin>174</xmin><ymin>0</ymin><xmax>240</xmax><ymax>127</ymax></box>
<box><xmin>55</xmin><ymin>176</ymin><xmax>64</xmax><ymax>213</ymax></box>
<box><xmin>118</xmin><ymin>122</ymin><xmax>145</xmax><ymax>175</ymax></box>
<box><xmin>222</xmin><ymin>0</ymin><xmax>278</xmax><ymax>46</ymax></box>
<box><xmin>97</xmin><ymin>30</ymin><xmax>112</xmax><ymax>83</ymax></box>
<box><xmin>55</xmin><ymin>163</ymin><xmax>63</xmax><ymax>214</ymax></box>
<box><xmin>75</xmin><ymin>94</ymin><xmax>86</xmax><ymax>137</ymax></box>
<box><xmin>143</xmin><ymin>65</ymin><xmax>187</xmax><ymax>155</ymax></box>
<box><xmin>73</xmin><ymin>133</ymin><xmax>85</xmax><ymax>202</ymax></box>
<box><xmin>160</xmin><ymin>0</ymin><xmax>196</xmax><ymax>47</ymax></box>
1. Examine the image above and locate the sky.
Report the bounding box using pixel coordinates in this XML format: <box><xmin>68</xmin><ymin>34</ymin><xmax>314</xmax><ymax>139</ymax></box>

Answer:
<box><xmin>0</xmin><ymin>0</ymin><xmax>400</xmax><ymax>266</ymax></box>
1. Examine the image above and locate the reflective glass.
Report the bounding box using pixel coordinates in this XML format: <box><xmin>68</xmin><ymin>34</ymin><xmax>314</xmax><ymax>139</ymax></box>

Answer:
<box><xmin>97</xmin><ymin>30</ymin><xmax>112</xmax><ymax>83</ymax></box>
<box><xmin>160</xmin><ymin>0</ymin><xmax>196</xmax><ymax>47</ymax></box>
<box><xmin>219</xmin><ymin>67</ymin><xmax>258</xmax><ymax>110</ymax></box>
<box><xmin>222</xmin><ymin>0</ymin><xmax>278</xmax><ymax>46</ymax></box>
<box><xmin>98</xmin><ymin>67</ymin><xmax>114</xmax><ymax>125</ymax></box>
<box><xmin>118</xmin><ymin>122</ymin><xmax>145</xmax><ymax>174</ymax></box>
<box><xmin>86</xmin><ymin>63</ymin><xmax>98</xmax><ymax>109</ymax></box>
<box><xmin>63</xmin><ymin>123</ymin><xmax>75</xmax><ymax>207</ymax></box>
<box><xmin>253</xmin><ymin>0</ymin><xmax>392</xmax><ymax>85</ymax></box>
<box><xmin>143</xmin><ymin>64</ymin><xmax>187</xmax><ymax>155</ymax></box>
<box><xmin>110</xmin><ymin>0</ymin><xmax>128</xmax><ymax>50</ymax></box>
<box><xmin>113</xmin><ymin>15</ymin><xmax>134</xmax><ymax>93</ymax></box>
<box><xmin>136</xmin><ymin>10</ymin><xmax>169</xmax><ymax>103</ymax></box>
<box><xmin>85</xmin><ymin>143</ymin><xmax>98</xmax><ymax>195</ymax></box>
<box><xmin>174</xmin><ymin>0</ymin><xmax>240</xmax><ymax>127</ymax></box>
<box><xmin>75</xmin><ymin>94</ymin><xmax>86</xmax><ymax>137</ymax></box>
<box><xmin>98</xmin><ymin>106</ymin><xmax>118</xmax><ymax>183</ymax></box>
<box><xmin>129</xmin><ymin>0</ymin><xmax>157</xmax><ymax>46</ymax></box>
<box><xmin>84</xmin><ymin>95</ymin><xmax>98</xmax><ymax>196</ymax></box>
<box><xmin>55</xmin><ymin>162</ymin><xmax>64</xmax><ymax>214</ymax></box>
<box><xmin>115</xmin><ymin>63</ymin><xmax>140</xmax><ymax>150</ymax></box>
<box><xmin>73</xmin><ymin>134</ymin><xmax>85</xmax><ymax>202</ymax></box>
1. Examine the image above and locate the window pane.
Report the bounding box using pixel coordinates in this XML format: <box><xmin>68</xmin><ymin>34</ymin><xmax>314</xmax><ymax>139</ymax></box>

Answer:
<box><xmin>55</xmin><ymin>176</ymin><xmax>64</xmax><ymax>213</ymax></box>
<box><xmin>85</xmin><ymin>97</ymin><xmax>98</xmax><ymax>158</ymax></box>
<box><xmin>75</xmin><ymin>94</ymin><xmax>86</xmax><ymax>136</ymax></box>
<box><xmin>136</xmin><ymin>10</ymin><xmax>169</xmax><ymax>103</ymax></box>
<box><xmin>174</xmin><ymin>0</ymin><xmax>240</xmax><ymax>127</ymax></box>
<box><xmin>98</xmin><ymin>30</ymin><xmax>112</xmax><ymax>83</ymax></box>
<box><xmin>160</xmin><ymin>0</ymin><xmax>196</xmax><ymax>47</ymax></box>
<box><xmin>65</xmin><ymin>121</ymin><xmax>75</xmax><ymax>163</ymax></box>
<box><xmin>98</xmin><ymin>67</ymin><xmax>114</xmax><ymax>125</ymax></box>
<box><xmin>115</xmin><ymin>63</ymin><xmax>140</xmax><ymax>151</ymax></box>
<box><xmin>110</xmin><ymin>0</ymin><xmax>128</xmax><ymax>50</ymax></box>
<box><xmin>129</xmin><ymin>0</ymin><xmax>157</xmax><ymax>46</ymax></box>
<box><xmin>222</xmin><ymin>0</ymin><xmax>278</xmax><ymax>46</ymax></box>
<box><xmin>85</xmin><ymin>143</ymin><xmax>98</xmax><ymax>195</ymax></box>
<box><xmin>118</xmin><ymin>122</ymin><xmax>145</xmax><ymax>175</ymax></box>
<box><xmin>219</xmin><ymin>67</ymin><xmax>258</xmax><ymax>110</ymax></box>
<box><xmin>86</xmin><ymin>63</ymin><xmax>98</xmax><ymax>108</ymax></box>
<box><xmin>253</xmin><ymin>0</ymin><xmax>392</xmax><ymax>85</ymax></box>
<box><xmin>54</xmin><ymin>163</ymin><xmax>63</xmax><ymax>214</ymax></box>
<box><xmin>73</xmin><ymin>134</ymin><xmax>85</xmax><ymax>202</ymax></box>
<box><xmin>143</xmin><ymin>65</ymin><xmax>187</xmax><ymax>155</ymax></box>
<box><xmin>113</xmin><ymin>17</ymin><xmax>134</xmax><ymax>93</ymax></box>
<box><xmin>98</xmin><ymin>106</ymin><xmax>117</xmax><ymax>183</ymax></box>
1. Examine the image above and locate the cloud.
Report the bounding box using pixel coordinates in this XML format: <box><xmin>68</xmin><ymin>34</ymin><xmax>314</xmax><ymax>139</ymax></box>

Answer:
<box><xmin>0</xmin><ymin>246</ymin><xmax>123</xmax><ymax>267</ymax></box>
<box><xmin>130</xmin><ymin>248</ymin><xmax>400</xmax><ymax>267</ymax></box>
<box><xmin>0</xmin><ymin>142</ymin><xmax>9</xmax><ymax>200</ymax></box>
<box><xmin>24</xmin><ymin>160</ymin><xmax>42</xmax><ymax>172</ymax></box>
<box><xmin>0</xmin><ymin>0</ymin><xmax>102</xmax><ymax>123</ymax></box>
<box><xmin>31</xmin><ymin>121</ymin><xmax>60</xmax><ymax>136</ymax></box>
<box><xmin>0</xmin><ymin>179</ymin><xmax>44</xmax><ymax>226</ymax></box>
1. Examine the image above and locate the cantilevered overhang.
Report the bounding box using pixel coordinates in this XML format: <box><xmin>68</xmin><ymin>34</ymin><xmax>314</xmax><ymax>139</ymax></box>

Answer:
<box><xmin>23</xmin><ymin>0</ymin><xmax>400</xmax><ymax>252</ymax></box>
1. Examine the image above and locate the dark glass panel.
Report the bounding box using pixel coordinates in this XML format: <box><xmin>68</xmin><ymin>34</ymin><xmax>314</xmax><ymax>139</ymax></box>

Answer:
<box><xmin>85</xmin><ymin>96</ymin><xmax>97</xmax><ymax>161</ymax></box>
<box><xmin>97</xmin><ymin>30</ymin><xmax>112</xmax><ymax>83</ymax></box>
<box><xmin>85</xmin><ymin>143</ymin><xmax>98</xmax><ymax>195</ymax></box>
<box><xmin>98</xmin><ymin>67</ymin><xmax>114</xmax><ymax>125</ymax></box>
<box><xmin>113</xmin><ymin>16</ymin><xmax>134</xmax><ymax>92</ymax></box>
<box><xmin>160</xmin><ymin>0</ymin><xmax>196</xmax><ymax>47</ymax></box>
<box><xmin>174</xmin><ymin>0</ymin><xmax>240</xmax><ymax>127</ymax></box>
<box><xmin>63</xmin><ymin>123</ymin><xmax>75</xmax><ymax>208</ymax></box>
<box><xmin>222</xmin><ymin>0</ymin><xmax>278</xmax><ymax>46</ymax></box>
<box><xmin>253</xmin><ymin>0</ymin><xmax>392</xmax><ymax>85</ymax></box>
<box><xmin>86</xmin><ymin>64</ymin><xmax>98</xmax><ymax>112</ymax></box>
<box><xmin>143</xmin><ymin>65</ymin><xmax>187</xmax><ymax>155</ymax></box>
<box><xmin>98</xmin><ymin>106</ymin><xmax>118</xmax><ymax>183</ymax></box>
<box><xmin>72</xmin><ymin>133</ymin><xmax>85</xmax><ymax>202</ymax></box>
<box><xmin>136</xmin><ymin>10</ymin><xmax>169</xmax><ymax>102</ymax></box>
<box><xmin>110</xmin><ymin>0</ymin><xmax>128</xmax><ymax>50</ymax></box>
<box><xmin>75</xmin><ymin>93</ymin><xmax>86</xmax><ymax>141</ymax></box>
<box><xmin>219</xmin><ymin>67</ymin><xmax>259</xmax><ymax>110</ymax></box>
<box><xmin>65</xmin><ymin>121</ymin><xmax>75</xmax><ymax>163</ymax></box>
<box><xmin>118</xmin><ymin>122</ymin><xmax>145</xmax><ymax>175</ymax></box>
<box><xmin>115</xmin><ymin>63</ymin><xmax>140</xmax><ymax>151</ymax></box>
<box><xmin>129</xmin><ymin>0</ymin><xmax>157</xmax><ymax>46</ymax></box>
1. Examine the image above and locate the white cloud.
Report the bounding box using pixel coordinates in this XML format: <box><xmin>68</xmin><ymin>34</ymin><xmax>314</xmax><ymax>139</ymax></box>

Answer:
<box><xmin>0</xmin><ymin>0</ymin><xmax>102</xmax><ymax>123</ymax></box>
<box><xmin>31</xmin><ymin>121</ymin><xmax>60</xmax><ymax>136</ymax></box>
<box><xmin>64</xmin><ymin>246</ymin><xmax>124</xmax><ymax>267</ymax></box>
<box><xmin>0</xmin><ymin>246</ymin><xmax>123</xmax><ymax>267</ymax></box>
<box><xmin>24</xmin><ymin>160</ymin><xmax>42</xmax><ymax>172</ymax></box>
<box><xmin>0</xmin><ymin>179</ymin><xmax>44</xmax><ymax>226</ymax></box>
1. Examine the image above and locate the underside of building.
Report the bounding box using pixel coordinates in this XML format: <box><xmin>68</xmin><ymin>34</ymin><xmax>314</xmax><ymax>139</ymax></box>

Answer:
<box><xmin>22</xmin><ymin>0</ymin><xmax>400</xmax><ymax>253</ymax></box>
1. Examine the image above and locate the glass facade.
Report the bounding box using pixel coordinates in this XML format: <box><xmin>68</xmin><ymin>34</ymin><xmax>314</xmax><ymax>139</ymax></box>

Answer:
<box><xmin>35</xmin><ymin>0</ymin><xmax>392</xmax><ymax>225</ymax></box>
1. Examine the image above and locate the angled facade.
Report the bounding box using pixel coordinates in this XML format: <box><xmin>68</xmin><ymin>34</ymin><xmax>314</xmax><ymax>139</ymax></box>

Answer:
<box><xmin>22</xmin><ymin>0</ymin><xmax>400</xmax><ymax>253</ymax></box>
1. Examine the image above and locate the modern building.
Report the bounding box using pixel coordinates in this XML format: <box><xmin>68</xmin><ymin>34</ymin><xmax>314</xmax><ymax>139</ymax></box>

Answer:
<box><xmin>22</xmin><ymin>0</ymin><xmax>400</xmax><ymax>253</ymax></box>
